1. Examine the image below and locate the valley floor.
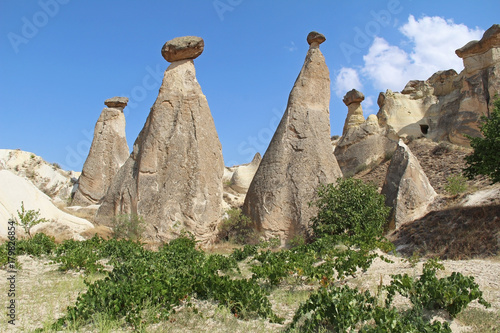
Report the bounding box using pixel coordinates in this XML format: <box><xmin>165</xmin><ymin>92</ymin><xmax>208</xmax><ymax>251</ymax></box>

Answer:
<box><xmin>1</xmin><ymin>252</ymin><xmax>499</xmax><ymax>332</ymax></box>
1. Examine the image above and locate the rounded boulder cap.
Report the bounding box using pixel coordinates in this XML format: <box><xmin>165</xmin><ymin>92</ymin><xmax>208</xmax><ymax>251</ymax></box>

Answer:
<box><xmin>307</xmin><ymin>31</ymin><xmax>326</xmax><ymax>46</ymax></box>
<box><xmin>161</xmin><ymin>36</ymin><xmax>204</xmax><ymax>62</ymax></box>
<box><xmin>104</xmin><ymin>97</ymin><xmax>129</xmax><ymax>108</ymax></box>
<box><xmin>342</xmin><ymin>89</ymin><xmax>365</xmax><ymax>106</ymax></box>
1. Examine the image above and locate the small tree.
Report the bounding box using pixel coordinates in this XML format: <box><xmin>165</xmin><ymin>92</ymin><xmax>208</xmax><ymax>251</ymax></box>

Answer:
<box><xmin>310</xmin><ymin>178</ymin><xmax>390</xmax><ymax>246</ymax></box>
<box><xmin>17</xmin><ymin>201</ymin><xmax>48</xmax><ymax>238</ymax></box>
<box><xmin>463</xmin><ymin>98</ymin><xmax>500</xmax><ymax>183</ymax></box>
<box><xmin>217</xmin><ymin>208</ymin><xmax>258</xmax><ymax>244</ymax></box>
<box><xmin>112</xmin><ymin>214</ymin><xmax>145</xmax><ymax>241</ymax></box>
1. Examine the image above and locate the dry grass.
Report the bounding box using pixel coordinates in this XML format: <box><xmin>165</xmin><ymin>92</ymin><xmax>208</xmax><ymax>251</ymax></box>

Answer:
<box><xmin>391</xmin><ymin>204</ymin><xmax>500</xmax><ymax>260</ymax></box>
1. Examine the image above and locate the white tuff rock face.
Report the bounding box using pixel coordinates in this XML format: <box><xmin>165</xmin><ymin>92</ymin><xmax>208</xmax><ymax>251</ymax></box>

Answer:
<box><xmin>230</xmin><ymin>153</ymin><xmax>261</xmax><ymax>193</ymax></box>
<box><xmin>381</xmin><ymin>140</ymin><xmax>437</xmax><ymax>229</ymax></box>
<box><xmin>0</xmin><ymin>170</ymin><xmax>93</xmax><ymax>240</ymax></box>
<box><xmin>72</xmin><ymin>97</ymin><xmax>130</xmax><ymax>206</ymax></box>
<box><xmin>95</xmin><ymin>37</ymin><xmax>224</xmax><ymax>244</ymax></box>
<box><xmin>243</xmin><ymin>32</ymin><xmax>342</xmax><ymax>243</ymax></box>
<box><xmin>0</xmin><ymin>149</ymin><xmax>79</xmax><ymax>203</ymax></box>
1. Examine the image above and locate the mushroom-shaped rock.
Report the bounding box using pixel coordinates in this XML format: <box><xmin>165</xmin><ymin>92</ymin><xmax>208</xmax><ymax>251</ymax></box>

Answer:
<box><xmin>104</xmin><ymin>96</ymin><xmax>129</xmax><ymax>109</ymax></box>
<box><xmin>307</xmin><ymin>31</ymin><xmax>326</xmax><ymax>47</ymax></box>
<box><xmin>161</xmin><ymin>36</ymin><xmax>204</xmax><ymax>62</ymax></box>
<box><xmin>342</xmin><ymin>89</ymin><xmax>364</xmax><ymax>106</ymax></box>
<box><xmin>72</xmin><ymin>97</ymin><xmax>130</xmax><ymax>207</ymax></box>
<box><xmin>455</xmin><ymin>24</ymin><xmax>500</xmax><ymax>58</ymax></box>
<box><xmin>342</xmin><ymin>89</ymin><xmax>366</xmax><ymax>135</ymax></box>
<box><xmin>243</xmin><ymin>32</ymin><xmax>342</xmax><ymax>243</ymax></box>
<box><xmin>96</xmin><ymin>39</ymin><xmax>223</xmax><ymax>244</ymax></box>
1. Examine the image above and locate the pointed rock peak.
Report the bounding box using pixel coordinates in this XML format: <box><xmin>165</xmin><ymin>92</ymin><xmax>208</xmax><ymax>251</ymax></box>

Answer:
<box><xmin>343</xmin><ymin>89</ymin><xmax>364</xmax><ymax>106</ymax></box>
<box><xmin>250</xmin><ymin>152</ymin><xmax>262</xmax><ymax>165</ymax></box>
<box><xmin>104</xmin><ymin>96</ymin><xmax>129</xmax><ymax>109</ymax></box>
<box><xmin>307</xmin><ymin>31</ymin><xmax>326</xmax><ymax>48</ymax></box>
<box><xmin>456</xmin><ymin>24</ymin><xmax>500</xmax><ymax>58</ymax></box>
<box><xmin>381</xmin><ymin>140</ymin><xmax>436</xmax><ymax>229</ymax></box>
<box><xmin>243</xmin><ymin>31</ymin><xmax>342</xmax><ymax>242</ymax></box>
<box><xmin>161</xmin><ymin>36</ymin><xmax>204</xmax><ymax>62</ymax></box>
<box><xmin>72</xmin><ymin>97</ymin><xmax>130</xmax><ymax>207</ymax></box>
<box><xmin>96</xmin><ymin>39</ymin><xmax>223</xmax><ymax>244</ymax></box>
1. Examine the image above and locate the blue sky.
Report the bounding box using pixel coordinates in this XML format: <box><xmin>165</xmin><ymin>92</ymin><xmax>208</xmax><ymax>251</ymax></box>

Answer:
<box><xmin>0</xmin><ymin>1</ymin><xmax>498</xmax><ymax>170</ymax></box>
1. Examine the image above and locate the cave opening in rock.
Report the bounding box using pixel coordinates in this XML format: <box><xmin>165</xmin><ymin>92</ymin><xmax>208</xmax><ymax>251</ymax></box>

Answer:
<box><xmin>420</xmin><ymin>124</ymin><xmax>429</xmax><ymax>135</ymax></box>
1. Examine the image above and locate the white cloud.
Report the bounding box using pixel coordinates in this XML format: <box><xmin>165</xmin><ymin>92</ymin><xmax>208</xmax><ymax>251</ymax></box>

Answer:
<box><xmin>362</xmin><ymin>37</ymin><xmax>412</xmax><ymax>91</ymax></box>
<box><xmin>333</xmin><ymin>67</ymin><xmax>362</xmax><ymax>98</ymax></box>
<box><xmin>361</xmin><ymin>15</ymin><xmax>484</xmax><ymax>91</ymax></box>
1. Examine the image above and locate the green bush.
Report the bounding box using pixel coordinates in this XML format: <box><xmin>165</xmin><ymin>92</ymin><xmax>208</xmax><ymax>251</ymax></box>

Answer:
<box><xmin>310</xmin><ymin>178</ymin><xmax>391</xmax><ymax>246</ymax></box>
<box><xmin>287</xmin><ymin>259</ymin><xmax>489</xmax><ymax>332</ymax></box>
<box><xmin>50</xmin><ymin>234</ymin><xmax>282</xmax><ymax>330</ymax></box>
<box><xmin>217</xmin><ymin>208</ymin><xmax>258</xmax><ymax>244</ymax></box>
<box><xmin>444</xmin><ymin>174</ymin><xmax>468</xmax><ymax>195</ymax></box>
<box><xmin>17</xmin><ymin>233</ymin><xmax>56</xmax><ymax>257</ymax></box>
<box><xmin>17</xmin><ymin>201</ymin><xmax>48</xmax><ymax>238</ymax></box>
<box><xmin>112</xmin><ymin>214</ymin><xmax>145</xmax><ymax>241</ymax></box>
<box><xmin>385</xmin><ymin>259</ymin><xmax>490</xmax><ymax>318</ymax></box>
<box><xmin>464</xmin><ymin>97</ymin><xmax>500</xmax><ymax>183</ymax></box>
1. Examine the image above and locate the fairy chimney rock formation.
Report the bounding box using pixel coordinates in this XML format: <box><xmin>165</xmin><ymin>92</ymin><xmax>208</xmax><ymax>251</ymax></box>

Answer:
<box><xmin>95</xmin><ymin>36</ymin><xmax>224</xmax><ymax>244</ymax></box>
<box><xmin>342</xmin><ymin>89</ymin><xmax>366</xmax><ymax>135</ymax></box>
<box><xmin>72</xmin><ymin>97</ymin><xmax>130</xmax><ymax>206</ymax></box>
<box><xmin>243</xmin><ymin>32</ymin><xmax>342</xmax><ymax>243</ymax></box>
<box><xmin>381</xmin><ymin>140</ymin><xmax>437</xmax><ymax>229</ymax></box>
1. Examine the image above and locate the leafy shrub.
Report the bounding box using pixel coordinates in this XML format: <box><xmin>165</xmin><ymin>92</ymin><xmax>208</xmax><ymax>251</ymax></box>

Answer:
<box><xmin>287</xmin><ymin>259</ymin><xmax>489</xmax><ymax>332</ymax></box>
<box><xmin>217</xmin><ymin>208</ymin><xmax>258</xmax><ymax>244</ymax></box>
<box><xmin>17</xmin><ymin>233</ymin><xmax>56</xmax><ymax>257</ymax></box>
<box><xmin>287</xmin><ymin>285</ymin><xmax>376</xmax><ymax>332</ymax></box>
<box><xmin>385</xmin><ymin>259</ymin><xmax>490</xmax><ymax>318</ymax></box>
<box><xmin>50</xmin><ymin>234</ymin><xmax>282</xmax><ymax>330</ymax></box>
<box><xmin>230</xmin><ymin>244</ymin><xmax>258</xmax><ymax>261</ymax></box>
<box><xmin>310</xmin><ymin>178</ymin><xmax>391</xmax><ymax>246</ymax></box>
<box><xmin>444</xmin><ymin>174</ymin><xmax>468</xmax><ymax>195</ymax></box>
<box><xmin>288</xmin><ymin>234</ymin><xmax>306</xmax><ymax>248</ymax></box>
<box><xmin>464</xmin><ymin>97</ymin><xmax>500</xmax><ymax>183</ymax></box>
<box><xmin>17</xmin><ymin>201</ymin><xmax>48</xmax><ymax>238</ymax></box>
<box><xmin>112</xmin><ymin>214</ymin><xmax>145</xmax><ymax>241</ymax></box>
<box><xmin>53</xmin><ymin>236</ymin><xmax>105</xmax><ymax>273</ymax></box>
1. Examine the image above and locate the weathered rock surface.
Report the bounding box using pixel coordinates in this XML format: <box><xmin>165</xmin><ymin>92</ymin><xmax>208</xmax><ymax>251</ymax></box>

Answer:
<box><xmin>335</xmin><ymin>114</ymin><xmax>396</xmax><ymax>176</ymax></box>
<box><xmin>243</xmin><ymin>32</ymin><xmax>342</xmax><ymax>243</ymax></box>
<box><xmin>161</xmin><ymin>36</ymin><xmax>204</xmax><ymax>62</ymax></box>
<box><xmin>342</xmin><ymin>89</ymin><xmax>366</xmax><ymax>135</ymax></box>
<box><xmin>307</xmin><ymin>31</ymin><xmax>326</xmax><ymax>46</ymax></box>
<box><xmin>230</xmin><ymin>153</ymin><xmax>261</xmax><ymax>193</ymax></box>
<box><xmin>96</xmin><ymin>38</ymin><xmax>223</xmax><ymax>244</ymax></box>
<box><xmin>0</xmin><ymin>149</ymin><xmax>79</xmax><ymax>203</ymax></box>
<box><xmin>376</xmin><ymin>24</ymin><xmax>500</xmax><ymax>147</ymax></box>
<box><xmin>72</xmin><ymin>98</ymin><xmax>130</xmax><ymax>207</ymax></box>
<box><xmin>0</xmin><ymin>170</ymin><xmax>93</xmax><ymax>240</ymax></box>
<box><xmin>104</xmin><ymin>96</ymin><xmax>129</xmax><ymax>108</ymax></box>
<box><xmin>381</xmin><ymin>140</ymin><xmax>437</xmax><ymax>229</ymax></box>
